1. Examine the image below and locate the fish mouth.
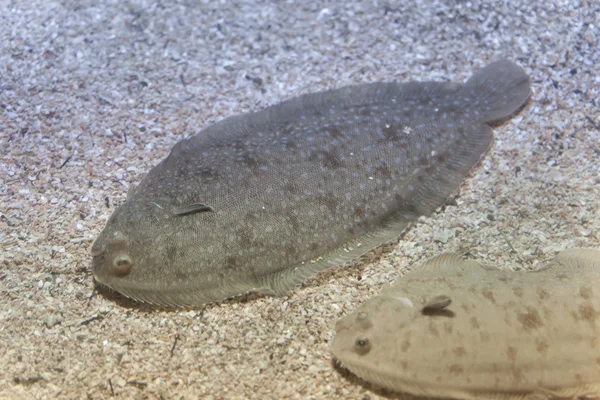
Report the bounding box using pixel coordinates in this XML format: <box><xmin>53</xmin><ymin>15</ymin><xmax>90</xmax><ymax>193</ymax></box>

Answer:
<box><xmin>90</xmin><ymin>236</ymin><xmax>106</xmax><ymax>257</ymax></box>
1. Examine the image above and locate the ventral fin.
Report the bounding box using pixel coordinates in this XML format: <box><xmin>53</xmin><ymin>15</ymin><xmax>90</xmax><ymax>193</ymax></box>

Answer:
<box><xmin>174</xmin><ymin>203</ymin><xmax>214</xmax><ymax>216</ymax></box>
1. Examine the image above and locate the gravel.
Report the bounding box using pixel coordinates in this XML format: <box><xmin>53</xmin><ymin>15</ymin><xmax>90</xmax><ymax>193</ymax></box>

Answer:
<box><xmin>1</xmin><ymin>0</ymin><xmax>599</xmax><ymax>398</ymax></box>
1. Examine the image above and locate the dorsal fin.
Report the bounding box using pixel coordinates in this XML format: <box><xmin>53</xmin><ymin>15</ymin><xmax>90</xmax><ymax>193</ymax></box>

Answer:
<box><xmin>408</xmin><ymin>253</ymin><xmax>483</xmax><ymax>277</ymax></box>
<box><xmin>126</xmin><ymin>183</ymin><xmax>138</xmax><ymax>200</ymax></box>
<box><xmin>541</xmin><ymin>248</ymin><xmax>600</xmax><ymax>272</ymax></box>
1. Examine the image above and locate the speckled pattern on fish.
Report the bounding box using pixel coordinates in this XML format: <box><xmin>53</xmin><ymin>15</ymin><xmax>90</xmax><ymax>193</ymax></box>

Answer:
<box><xmin>332</xmin><ymin>249</ymin><xmax>600</xmax><ymax>399</ymax></box>
<box><xmin>91</xmin><ymin>60</ymin><xmax>531</xmax><ymax>307</ymax></box>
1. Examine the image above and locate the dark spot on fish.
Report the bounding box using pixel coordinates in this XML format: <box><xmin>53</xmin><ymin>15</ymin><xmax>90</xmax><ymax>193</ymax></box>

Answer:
<box><xmin>235</xmin><ymin>227</ymin><xmax>254</xmax><ymax>245</ymax></box>
<box><xmin>453</xmin><ymin>347</ymin><xmax>466</xmax><ymax>357</ymax></box>
<box><xmin>199</xmin><ymin>167</ymin><xmax>219</xmax><ymax>180</ymax></box>
<box><xmin>470</xmin><ymin>316</ymin><xmax>480</xmax><ymax>329</ymax></box>
<box><xmin>166</xmin><ymin>244</ymin><xmax>178</xmax><ymax>263</ymax></box>
<box><xmin>284</xmin><ymin>139</ymin><xmax>297</xmax><ymax>150</ymax></box>
<box><xmin>575</xmin><ymin>304</ymin><xmax>598</xmax><ymax>323</ymax></box>
<box><xmin>244</xmin><ymin>211</ymin><xmax>260</xmax><ymax>224</ymax></box>
<box><xmin>443</xmin><ymin>321</ymin><xmax>453</xmax><ymax>333</ymax></box>
<box><xmin>580</xmin><ymin>286</ymin><xmax>593</xmax><ymax>299</ymax></box>
<box><xmin>286</xmin><ymin>212</ymin><xmax>300</xmax><ymax>232</ymax></box>
<box><xmin>537</xmin><ymin>288</ymin><xmax>549</xmax><ymax>300</ymax></box>
<box><xmin>317</xmin><ymin>192</ymin><xmax>339</xmax><ymax>214</ymax></box>
<box><xmin>352</xmin><ymin>207</ymin><xmax>364</xmax><ymax>219</ymax></box>
<box><xmin>357</xmin><ymin>106</ymin><xmax>373</xmax><ymax>117</ymax></box>
<box><xmin>448</xmin><ymin>364</ymin><xmax>464</xmax><ymax>376</ymax></box>
<box><xmin>507</xmin><ymin>346</ymin><xmax>517</xmax><ymax>362</ymax></box>
<box><xmin>242</xmin><ymin>152</ymin><xmax>265</xmax><ymax>171</ymax></box>
<box><xmin>419</xmin><ymin>95</ymin><xmax>432</xmax><ymax>106</ymax></box>
<box><xmin>375</xmin><ymin>162</ymin><xmax>392</xmax><ymax>179</ymax></box>
<box><xmin>401</xmin><ymin>339</ymin><xmax>410</xmax><ymax>352</ymax></box>
<box><xmin>482</xmin><ymin>289</ymin><xmax>496</xmax><ymax>304</ymax></box>
<box><xmin>322</xmin><ymin>151</ymin><xmax>343</xmax><ymax>168</ymax></box>
<box><xmin>381</xmin><ymin>122</ymin><xmax>404</xmax><ymax>142</ymax></box>
<box><xmin>327</xmin><ymin>126</ymin><xmax>342</xmax><ymax>138</ymax></box>
<box><xmin>282</xmin><ymin>245</ymin><xmax>299</xmax><ymax>257</ymax></box>
<box><xmin>511</xmin><ymin>366</ymin><xmax>524</xmax><ymax>383</ymax></box>
<box><xmin>230</xmin><ymin>139</ymin><xmax>246</xmax><ymax>150</ymax></box>
<box><xmin>309</xmin><ymin>150</ymin><xmax>343</xmax><ymax>169</ymax></box>
<box><xmin>172</xmin><ymin>267</ymin><xmax>191</xmax><ymax>281</ymax></box>
<box><xmin>513</xmin><ymin>287</ymin><xmax>524</xmax><ymax>298</ymax></box>
<box><xmin>224</xmin><ymin>256</ymin><xmax>239</xmax><ymax>271</ymax></box>
<box><xmin>428</xmin><ymin>321</ymin><xmax>440</xmax><ymax>337</ymax></box>
<box><xmin>536</xmin><ymin>340</ymin><xmax>549</xmax><ymax>354</ymax></box>
<box><xmin>517</xmin><ymin>307</ymin><xmax>544</xmax><ymax>331</ymax></box>
<box><xmin>418</xmin><ymin>156</ymin><xmax>430</xmax><ymax>166</ymax></box>
<box><xmin>393</xmin><ymin>194</ymin><xmax>420</xmax><ymax>216</ymax></box>
<box><xmin>283</xmin><ymin>183</ymin><xmax>299</xmax><ymax>195</ymax></box>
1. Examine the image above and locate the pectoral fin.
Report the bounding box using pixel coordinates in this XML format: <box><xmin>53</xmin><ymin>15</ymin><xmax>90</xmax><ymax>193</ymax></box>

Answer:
<box><xmin>174</xmin><ymin>203</ymin><xmax>214</xmax><ymax>216</ymax></box>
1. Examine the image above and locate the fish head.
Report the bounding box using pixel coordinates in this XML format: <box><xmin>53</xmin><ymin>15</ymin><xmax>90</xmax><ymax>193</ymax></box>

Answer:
<box><xmin>91</xmin><ymin>194</ymin><xmax>228</xmax><ymax>306</ymax></box>
<box><xmin>91</xmin><ymin>202</ymin><xmax>141</xmax><ymax>288</ymax></box>
<box><xmin>332</xmin><ymin>294</ymin><xmax>419</xmax><ymax>374</ymax></box>
<box><xmin>332</xmin><ymin>291</ymin><xmax>456</xmax><ymax>386</ymax></box>
<box><xmin>91</xmin><ymin>199</ymin><xmax>178</xmax><ymax>302</ymax></box>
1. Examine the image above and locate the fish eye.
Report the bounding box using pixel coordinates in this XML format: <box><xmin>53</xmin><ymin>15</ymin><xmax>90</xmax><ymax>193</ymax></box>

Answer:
<box><xmin>354</xmin><ymin>337</ymin><xmax>371</xmax><ymax>355</ymax></box>
<box><xmin>112</xmin><ymin>255</ymin><xmax>133</xmax><ymax>277</ymax></box>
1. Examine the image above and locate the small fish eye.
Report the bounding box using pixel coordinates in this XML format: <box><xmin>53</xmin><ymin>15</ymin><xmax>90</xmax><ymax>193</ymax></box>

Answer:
<box><xmin>112</xmin><ymin>255</ymin><xmax>133</xmax><ymax>277</ymax></box>
<box><xmin>354</xmin><ymin>337</ymin><xmax>371</xmax><ymax>355</ymax></box>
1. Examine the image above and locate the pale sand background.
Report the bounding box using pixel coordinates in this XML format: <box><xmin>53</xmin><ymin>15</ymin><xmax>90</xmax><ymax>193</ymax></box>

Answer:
<box><xmin>1</xmin><ymin>1</ymin><xmax>599</xmax><ymax>399</ymax></box>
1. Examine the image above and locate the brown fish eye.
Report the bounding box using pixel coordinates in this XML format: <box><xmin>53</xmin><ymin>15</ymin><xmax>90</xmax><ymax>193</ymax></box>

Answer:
<box><xmin>354</xmin><ymin>337</ymin><xmax>371</xmax><ymax>355</ymax></box>
<box><xmin>112</xmin><ymin>255</ymin><xmax>133</xmax><ymax>277</ymax></box>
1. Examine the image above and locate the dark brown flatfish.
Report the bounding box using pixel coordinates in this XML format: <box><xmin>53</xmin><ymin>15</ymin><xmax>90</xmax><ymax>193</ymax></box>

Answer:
<box><xmin>92</xmin><ymin>60</ymin><xmax>530</xmax><ymax>307</ymax></box>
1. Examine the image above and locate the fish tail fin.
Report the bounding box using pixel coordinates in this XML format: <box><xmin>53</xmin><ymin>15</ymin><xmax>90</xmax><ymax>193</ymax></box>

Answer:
<box><xmin>461</xmin><ymin>59</ymin><xmax>531</xmax><ymax>122</ymax></box>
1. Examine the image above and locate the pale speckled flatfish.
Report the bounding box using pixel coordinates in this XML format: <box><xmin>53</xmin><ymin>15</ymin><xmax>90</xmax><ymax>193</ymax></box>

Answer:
<box><xmin>91</xmin><ymin>60</ymin><xmax>531</xmax><ymax>307</ymax></box>
<box><xmin>332</xmin><ymin>249</ymin><xmax>600</xmax><ymax>399</ymax></box>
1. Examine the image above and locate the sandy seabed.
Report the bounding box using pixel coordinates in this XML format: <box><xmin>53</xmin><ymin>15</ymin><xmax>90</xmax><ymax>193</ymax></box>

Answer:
<box><xmin>1</xmin><ymin>1</ymin><xmax>599</xmax><ymax>399</ymax></box>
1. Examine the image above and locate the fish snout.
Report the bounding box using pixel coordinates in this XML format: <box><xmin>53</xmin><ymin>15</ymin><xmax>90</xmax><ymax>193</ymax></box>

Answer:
<box><xmin>91</xmin><ymin>233</ymin><xmax>134</xmax><ymax>281</ymax></box>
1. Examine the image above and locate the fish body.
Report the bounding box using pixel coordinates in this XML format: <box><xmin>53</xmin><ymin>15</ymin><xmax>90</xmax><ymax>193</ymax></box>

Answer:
<box><xmin>92</xmin><ymin>60</ymin><xmax>530</xmax><ymax>307</ymax></box>
<box><xmin>332</xmin><ymin>249</ymin><xmax>600</xmax><ymax>399</ymax></box>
